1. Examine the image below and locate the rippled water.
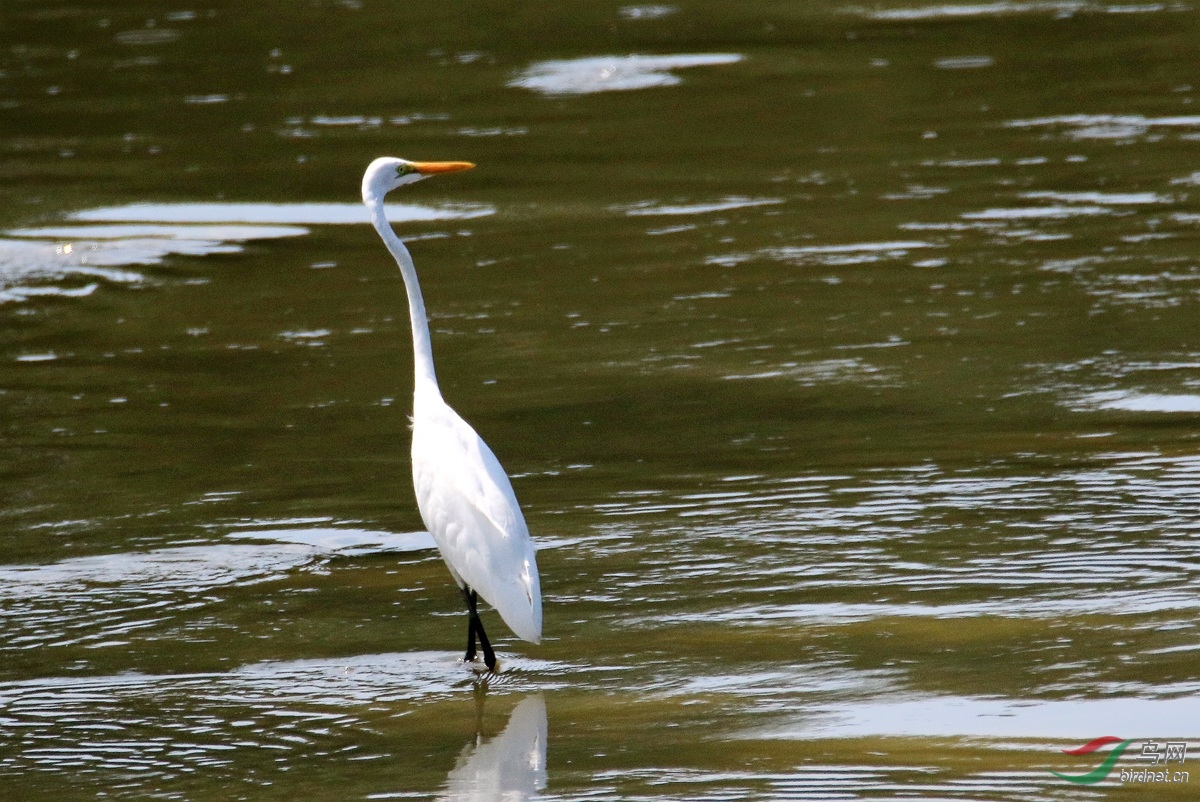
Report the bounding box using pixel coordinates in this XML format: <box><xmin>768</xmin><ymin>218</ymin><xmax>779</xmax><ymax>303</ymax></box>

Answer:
<box><xmin>2</xmin><ymin>0</ymin><xmax>1200</xmax><ymax>799</ymax></box>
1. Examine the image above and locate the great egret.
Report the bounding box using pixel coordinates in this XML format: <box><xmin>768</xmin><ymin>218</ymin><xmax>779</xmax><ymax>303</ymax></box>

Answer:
<box><xmin>362</xmin><ymin>157</ymin><xmax>542</xmax><ymax>672</ymax></box>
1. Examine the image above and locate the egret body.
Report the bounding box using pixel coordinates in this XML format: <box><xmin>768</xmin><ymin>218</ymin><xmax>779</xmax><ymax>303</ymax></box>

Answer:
<box><xmin>361</xmin><ymin>157</ymin><xmax>542</xmax><ymax>671</ymax></box>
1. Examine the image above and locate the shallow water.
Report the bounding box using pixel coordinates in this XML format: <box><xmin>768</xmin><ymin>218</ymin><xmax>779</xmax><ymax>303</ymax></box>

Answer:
<box><xmin>2</xmin><ymin>1</ymin><xmax>1200</xmax><ymax>799</ymax></box>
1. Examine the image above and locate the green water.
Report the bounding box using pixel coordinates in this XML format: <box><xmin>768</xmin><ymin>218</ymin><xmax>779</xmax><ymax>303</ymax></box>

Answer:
<box><xmin>2</xmin><ymin>1</ymin><xmax>1200</xmax><ymax>799</ymax></box>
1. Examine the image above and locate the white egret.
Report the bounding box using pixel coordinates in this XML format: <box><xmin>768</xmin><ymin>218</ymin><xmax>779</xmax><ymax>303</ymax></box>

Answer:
<box><xmin>361</xmin><ymin>157</ymin><xmax>542</xmax><ymax>672</ymax></box>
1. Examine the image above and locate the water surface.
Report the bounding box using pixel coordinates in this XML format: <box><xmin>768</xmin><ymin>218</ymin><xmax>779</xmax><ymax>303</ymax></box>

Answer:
<box><xmin>1</xmin><ymin>0</ymin><xmax>1199</xmax><ymax>799</ymax></box>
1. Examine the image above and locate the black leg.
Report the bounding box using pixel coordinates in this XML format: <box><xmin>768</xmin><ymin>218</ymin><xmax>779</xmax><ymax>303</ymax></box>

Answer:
<box><xmin>476</xmin><ymin>613</ymin><xmax>497</xmax><ymax>672</ymax></box>
<box><xmin>463</xmin><ymin>587</ymin><xmax>478</xmax><ymax>663</ymax></box>
<box><xmin>461</xmin><ymin>587</ymin><xmax>498</xmax><ymax>672</ymax></box>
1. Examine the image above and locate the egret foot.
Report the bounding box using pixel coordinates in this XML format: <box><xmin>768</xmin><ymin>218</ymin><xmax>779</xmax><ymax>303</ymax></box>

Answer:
<box><xmin>467</xmin><ymin>657</ymin><xmax>501</xmax><ymax>674</ymax></box>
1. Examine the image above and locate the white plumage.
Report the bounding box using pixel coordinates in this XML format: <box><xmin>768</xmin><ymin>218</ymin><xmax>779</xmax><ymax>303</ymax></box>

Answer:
<box><xmin>412</xmin><ymin>385</ymin><xmax>542</xmax><ymax>644</ymax></box>
<box><xmin>362</xmin><ymin>157</ymin><xmax>542</xmax><ymax>668</ymax></box>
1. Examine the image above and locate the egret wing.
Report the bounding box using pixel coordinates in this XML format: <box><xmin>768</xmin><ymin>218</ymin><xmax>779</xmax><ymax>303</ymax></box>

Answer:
<box><xmin>411</xmin><ymin>398</ymin><xmax>542</xmax><ymax>644</ymax></box>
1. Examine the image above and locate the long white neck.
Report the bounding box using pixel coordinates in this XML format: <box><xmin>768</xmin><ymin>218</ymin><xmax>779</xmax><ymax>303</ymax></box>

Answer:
<box><xmin>365</xmin><ymin>195</ymin><xmax>440</xmax><ymax>394</ymax></box>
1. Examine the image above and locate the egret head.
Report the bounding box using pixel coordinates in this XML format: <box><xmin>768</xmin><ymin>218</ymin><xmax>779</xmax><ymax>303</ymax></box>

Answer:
<box><xmin>362</xmin><ymin>156</ymin><xmax>474</xmax><ymax>203</ymax></box>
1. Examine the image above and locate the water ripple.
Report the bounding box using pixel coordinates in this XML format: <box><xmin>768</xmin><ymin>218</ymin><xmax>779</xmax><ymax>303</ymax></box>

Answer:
<box><xmin>0</xmin><ymin>201</ymin><xmax>490</xmax><ymax>305</ymax></box>
<box><xmin>0</xmin><ymin>528</ymin><xmax>434</xmax><ymax>652</ymax></box>
<box><xmin>0</xmin><ymin>654</ymin><xmax>558</xmax><ymax>782</ymax></box>
<box><xmin>587</xmin><ymin>453</ymin><xmax>1200</xmax><ymax>622</ymax></box>
<box><xmin>860</xmin><ymin>1</ymin><xmax>1173</xmax><ymax>20</ymax></box>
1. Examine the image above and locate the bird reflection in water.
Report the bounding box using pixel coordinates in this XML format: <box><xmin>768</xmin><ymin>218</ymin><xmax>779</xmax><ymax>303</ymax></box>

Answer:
<box><xmin>439</xmin><ymin>693</ymin><xmax>547</xmax><ymax>802</ymax></box>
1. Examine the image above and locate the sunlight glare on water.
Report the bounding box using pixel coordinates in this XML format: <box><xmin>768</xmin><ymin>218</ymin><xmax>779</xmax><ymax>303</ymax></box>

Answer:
<box><xmin>0</xmin><ymin>0</ymin><xmax>1199</xmax><ymax>799</ymax></box>
<box><xmin>508</xmin><ymin>53</ymin><xmax>743</xmax><ymax>96</ymax></box>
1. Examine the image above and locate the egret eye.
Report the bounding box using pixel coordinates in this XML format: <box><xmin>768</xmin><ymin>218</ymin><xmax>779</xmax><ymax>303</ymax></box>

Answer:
<box><xmin>395</xmin><ymin>164</ymin><xmax>413</xmax><ymax>177</ymax></box>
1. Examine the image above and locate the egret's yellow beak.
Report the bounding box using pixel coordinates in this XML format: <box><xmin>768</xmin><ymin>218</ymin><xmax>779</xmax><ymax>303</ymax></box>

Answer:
<box><xmin>412</xmin><ymin>161</ymin><xmax>475</xmax><ymax>175</ymax></box>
